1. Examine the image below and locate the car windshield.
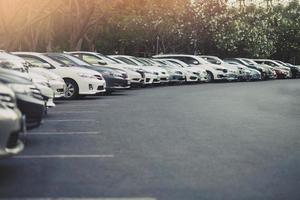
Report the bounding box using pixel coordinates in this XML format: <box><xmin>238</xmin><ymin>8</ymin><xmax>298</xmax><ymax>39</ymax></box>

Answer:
<box><xmin>241</xmin><ymin>58</ymin><xmax>256</xmax><ymax>65</ymax></box>
<box><xmin>115</xmin><ymin>57</ymin><xmax>138</xmax><ymax>65</ymax></box>
<box><xmin>131</xmin><ymin>57</ymin><xmax>149</xmax><ymax>66</ymax></box>
<box><xmin>202</xmin><ymin>57</ymin><xmax>223</xmax><ymax>65</ymax></box>
<box><xmin>97</xmin><ymin>54</ymin><xmax>120</xmax><ymax>64</ymax></box>
<box><xmin>63</xmin><ymin>54</ymin><xmax>91</xmax><ymax>66</ymax></box>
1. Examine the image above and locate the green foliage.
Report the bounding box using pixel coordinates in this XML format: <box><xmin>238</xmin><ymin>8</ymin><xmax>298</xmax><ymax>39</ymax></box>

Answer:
<box><xmin>0</xmin><ymin>0</ymin><xmax>299</xmax><ymax>63</ymax></box>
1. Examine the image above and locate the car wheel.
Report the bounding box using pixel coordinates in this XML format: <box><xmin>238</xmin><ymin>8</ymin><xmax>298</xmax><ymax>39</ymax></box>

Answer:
<box><xmin>64</xmin><ymin>79</ymin><xmax>79</xmax><ymax>99</ymax></box>
<box><xmin>207</xmin><ymin>71</ymin><xmax>214</xmax><ymax>82</ymax></box>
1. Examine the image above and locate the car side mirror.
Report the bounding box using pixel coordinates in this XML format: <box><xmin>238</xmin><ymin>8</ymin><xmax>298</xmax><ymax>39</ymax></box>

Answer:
<box><xmin>41</xmin><ymin>63</ymin><xmax>54</xmax><ymax>69</ymax></box>
<box><xmin>98</xmin><ymin>61</ymin><xmax>107</xmax><ymax>65</ymax></box>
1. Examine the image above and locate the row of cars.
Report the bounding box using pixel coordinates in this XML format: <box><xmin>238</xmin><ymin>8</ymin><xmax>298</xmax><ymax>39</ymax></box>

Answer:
<box><xmin>1</xmin><ymin>51</ymin><xmax>300</xmax><ymax>158</ymax></box>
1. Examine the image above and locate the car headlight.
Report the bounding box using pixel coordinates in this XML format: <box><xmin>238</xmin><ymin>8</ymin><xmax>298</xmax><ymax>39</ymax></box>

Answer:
<box><xmin>8</xmin><ymin>83</ymin><xmax>32</xmax><ymax>95</ymax></box>
<box><xmin>101</xmin><ymin>71</ymin><xmax>113</xmax><ymax>77</ymax></box>
<box><xmin>77</xmin><ymin>73</ymin><xmax>96</xmax><ymax>79</ymax></box>
<box><xmin>0</xmin><ymin>93</ymin><xmax>16</xmax><ymax>109</ymax></box>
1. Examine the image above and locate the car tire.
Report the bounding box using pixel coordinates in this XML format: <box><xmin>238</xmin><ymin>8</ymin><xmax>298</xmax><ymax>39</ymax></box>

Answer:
<box><xmin>64</xmin><ymin>79</ymin><xmax>79</xmax><ymax>100</ymax></box>
<box><xmin>207</xmin><ymin>71</ymin><xmax>214</xmax><ymax>82</ymax></box>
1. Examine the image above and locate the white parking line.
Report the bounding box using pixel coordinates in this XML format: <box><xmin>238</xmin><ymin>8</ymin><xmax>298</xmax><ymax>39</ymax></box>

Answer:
<box><xmin>0</xmin><ymin>198</ymin><xmax>156</xmax><ymax>200</ymax></box>
<box><xmin>45</xmin><ymin>119</ymin><xmax>97</xmax><ymax>122</ymax></box>
<box><xmin>13</xmin><ymin>154</ymin><xmax>114</xmax><ymax>159</ymax></box>
<box><xmin>50</xmin><ymin>111</ymin><xmax>101</xmax><ymax>114</ymax></box>
<box><xmin>55</xmin><ymin>104</ymin><xmax>108</xmax><ymax>107</ymax></box>
<box><xmin>27</xmin><ymin>131</ymin><xmax>101</xmax><ymax>135</ymax></box>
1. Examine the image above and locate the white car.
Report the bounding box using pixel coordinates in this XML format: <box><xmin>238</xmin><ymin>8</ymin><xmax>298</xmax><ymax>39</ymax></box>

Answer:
<box><xmin>13</xmin><ymin>52</ymin><xmax>106</xmax><ymax>99</ymax></box>
<box><xmin>67</xmin><ymin>51</ymin><xmax>144</xmax><ymax>86</ymax></box>
<box><xmin>0</xmin><ymin>52</ymin><xmax>66</xmax><ymax>99</ymax></box>
<box><xmin>108</xmin><ymin>55</ymin><xmax>158</xmax><ymax>85</ymax></box>
<box><xmin>252</xmin><ymin>59</ymin><xmax>292</xmax><ymax>78</ymax></box>
<box><xmin>110</xmin><ymin>55</ymin><xmax>170</xmax><ymax>84</ymax></box>
<box><xmin>153</xmin><ymin>54</ymin><xmax>229</xmax><ymax>82</ymax></box>
<box><xmin>200</xmin><ymin>55</ymin><xmax>246</xmax><ymax>81</ymax></box>
<box><xmin>154</xmin><ymin>58</ymin><xmax>208</xmax><ymax>82</ymax></box>
<box><xmin>152</xmin><ymin>60</ymin><xmax>186</xmax><ymax>83</ymax></box>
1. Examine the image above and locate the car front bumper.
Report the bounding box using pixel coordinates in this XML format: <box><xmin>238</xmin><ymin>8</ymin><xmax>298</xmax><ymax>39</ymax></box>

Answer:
<box><xmin>16</xmin><ymin>94</ymin><xmax>45</xmax><ymax>129</ymax></box>
<box><xmin>105</xmin><ymin>77</ymin><xmax>131</xmax><ymax>90</ymax></box>
<box><xmin>79</xmin><ymin>79</ymin><xmax>106</xmax><ymax>95</ymax></box>
<box><xmin>49</xmin><ymin>80</ymin><xmax>66</xmax><ymax>99</ymax></box>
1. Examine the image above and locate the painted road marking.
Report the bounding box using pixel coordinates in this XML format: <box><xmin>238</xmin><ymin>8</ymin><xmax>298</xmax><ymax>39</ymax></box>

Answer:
<box><xmin>0</xmin><ymin>198</ymin><xmax>156</xmax><ymax>200</ymax></box>
<box><xmin>13</xmin><ymin>155</ymin><xmax>114</xmax><ymax>159</ymax></box>
<box><xmin>27</xmin><ymin>131</ymin><xmax>101</xmax><ymax>135</ymax></box>
<box><xmin>50</xmin><ymin>111</ymin><xmax>101</xmax><ymax>114</ymax></box>
<box><xmin>45</xmin><ymin>119</ymin><xmax>97</xmax><ymax>122</ymax></box>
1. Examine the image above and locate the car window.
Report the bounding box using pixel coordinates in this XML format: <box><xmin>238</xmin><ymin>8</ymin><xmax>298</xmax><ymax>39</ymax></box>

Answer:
<box><xmin>264</xmin><ymin>61</ymin><xmax>277</xmax><ymax>67</ymax></box>
<box><xmin>81</xmin><ymin>54</ymin><xmax>103</xmax><ymax>65</ymax></box>
<box><xmin>207</xmin><ymin>57</ymin><xmax>221</xmax><ymax>65</ymax></box>
<box><xmin>167</xmin><ymin>60</ymin><xmax>184</xmax><ymax>67</ymax></box>
<box><xmin>115</xmin><ymin>57</ymin><xmax>138</xmax><ymax>65</ymax></box>
<box><xmin>49</xmin><ymin>55</ymin><xmax>74</xmax><ymax>66</ymax></box>
<box><xmin>19</xmin><ymin>56</ymin><xmax>52</xmax><ymax>68</ymax></box>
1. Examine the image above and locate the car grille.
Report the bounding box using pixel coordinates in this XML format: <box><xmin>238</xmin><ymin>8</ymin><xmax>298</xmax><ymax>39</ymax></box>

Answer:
<box><xmin>94</xmin><ymin>75</ymin><xmax>103</xmax><ymax>80</ymax></box>
<box><xmin>97</xmin><ymin>86</ymin><xmax>104</xmax><ymax>90</ymax></box>
<box><xmin>30</xmin><ymin>86</ymin><xmax>43</xmax><ymax>100</ymax></box>
<box><xmin>193</xmin><ymin>72</ymin><xmax>200</xmax><ymax>76</ymax></box>
<box><xmin>6</xmin><ymin>131</ymin><xmax>19</xmax><ymax>149</ymax></box>
<box><xmin>132</xmin><ymin>78</ymin><xmax>140</xmax><ymax>81</ymax></box>
<box><xmin>146</xmin><ymin>78</ymin><xmax>151</xmax><ymax>82</ymax></box>
<box><xmin>0</xmin><ymin>93</ymin><xmax>15</xmax><ymax>109</ymax></box>
<box><xmin>122</xmin><ymin>73</ymin><xmax>128</xmax><ymax>79</ymax></box>
<box><xmin>160</xmin><ymin>78</ymin><xmax>167</xmax><ymax>81</ymax></box>
<box><xmin>139</xmin><ymin>72</ymin><xmax>145</xmax><ymax>78</ymax></box>
<box><xmin>223</xmin><ymin>69</ymin><xmax>228</xmax><ymax>73</ymax></box>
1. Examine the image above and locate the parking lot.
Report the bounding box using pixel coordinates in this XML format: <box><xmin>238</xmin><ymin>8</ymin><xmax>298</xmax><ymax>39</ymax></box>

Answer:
<box><xmin>1</xmin><ymin>79</ymin><xmax>300</xmax><ymax>200</ymax></box>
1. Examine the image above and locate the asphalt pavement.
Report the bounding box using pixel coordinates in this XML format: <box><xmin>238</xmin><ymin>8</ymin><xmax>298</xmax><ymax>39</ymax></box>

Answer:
<box><xmin>0</xmin><ymin>80</ymin><xmax>300</xmax><ymax>200</ymax></box>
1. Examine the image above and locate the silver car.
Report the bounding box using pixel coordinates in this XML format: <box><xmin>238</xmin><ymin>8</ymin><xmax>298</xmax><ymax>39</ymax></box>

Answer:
<box><xmin>0</xmin><ymin>84</ymin><xmax>25</xmax><ymax>158</ymax></box>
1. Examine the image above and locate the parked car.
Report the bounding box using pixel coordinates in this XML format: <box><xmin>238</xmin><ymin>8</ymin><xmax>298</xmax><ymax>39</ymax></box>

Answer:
<box><xmin>108</xmin><ymin>55</ymin><xmax>158</xmax><ymax>85</ymax></box>
<box><xmin>157</xmin><ymin>58</ymin><xmax>208</xmax><ymax>82</ymax></box>
<box><xmin>0</xmin><ymin>68</ymin><xmax>45</xmax><ymax>129</ymax></box>
<box><xmin>44</xmin><ymin>53</ymin><xmax>130</xmax><ymax>94</ymax></box>
<box><xmin>110</xmin><ymin>55</ymin><xmax>169</xmax><ymax>84</ymax></box>
<box><xmin>149</xmin><ymin>59</ymin><xmax>186</xmax><ymax>83</ymax></box>
<box><xmin>274</xmin><ymin>60</ymin><xmax>300</xmax><ymax>78</ymax></box>
<box><xmin>0</xmin><ymin>55</ymin><xmax>59</xmax><ymax>107</ymax></box>
<box><xmin>223</xmin><ymin>58</ymin><xmax>268</xmax><ymax>80</ymax></box>
<box><xmin>0</xmin><ymin>84</ymin><xmax>24</xmax><ymax>158</ymax></box>
<box><xmin>252</xmin><ymin>59</ymin><xmax>292</xmax><ymax>79</ymax></box>
<box><xmin>200</xmin><ymin>55</ymin><xmax>247</xmax><ymax>81</ymax></box>
<box><xmin>12</xmin><ymin>52</ymin><xmax>106</xmax><ymax>99</ymax></box>
<box><xmin>238</xmin><ymin>58</ymin><xmax>277</xmax><ymax>80</ymax></box>
<box><xmin>153</xmin><ymin>54</ymin><xmax>229</xmax><ymax>82</ymax></box>
<box><xmin>66</xmin><ymin>51</ymin><xmax>144</xmax><ymax>87</ymax></box>
<box><xmin>224</xmin><ymin>61</ymin><xmax>262</xmax><ymax>81</ymax></box>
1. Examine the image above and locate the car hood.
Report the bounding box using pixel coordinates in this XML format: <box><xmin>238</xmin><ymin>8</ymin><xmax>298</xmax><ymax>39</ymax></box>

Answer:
<box><xmin>28</xmin><ymin>71</ymin><xmax>48</xmax><ymax>83</ymax></box>
<box><xmin>69</xmin><ymin>66</ymin><xmax>101</xmax><ymax>75</ymax></box>
<box><xmin>29</xmin><ymin>67</ymin><xmax>63</xmax><ymax>81</ymax></box>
